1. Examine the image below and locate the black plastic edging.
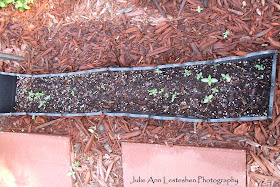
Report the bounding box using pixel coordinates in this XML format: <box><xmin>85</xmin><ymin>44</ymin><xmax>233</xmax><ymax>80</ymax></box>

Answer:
<box><xmin>0</xmin><ymin>50</ymin><xmax>278</xmax><ymax>123</ymax></box>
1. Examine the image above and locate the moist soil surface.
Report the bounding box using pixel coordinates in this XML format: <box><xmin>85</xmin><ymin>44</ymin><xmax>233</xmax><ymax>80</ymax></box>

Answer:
<box><xmin>16</xmin><ymin>55</ymin><xmax>273</xmax><ymax>119</ymax></box>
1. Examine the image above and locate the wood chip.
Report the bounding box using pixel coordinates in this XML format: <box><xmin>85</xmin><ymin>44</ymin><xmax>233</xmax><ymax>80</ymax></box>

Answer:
<box><xmin>119</xmin><ymin>130</ymin><xmax>141</xmax><ymax>139</ymax></box>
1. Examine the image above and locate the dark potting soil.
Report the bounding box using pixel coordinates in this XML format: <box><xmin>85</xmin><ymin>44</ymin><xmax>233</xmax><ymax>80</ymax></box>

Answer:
<box><xmin>16</xmin><ymin>56</ymin><xmax>273</xmax><ymax>119</ymax></box>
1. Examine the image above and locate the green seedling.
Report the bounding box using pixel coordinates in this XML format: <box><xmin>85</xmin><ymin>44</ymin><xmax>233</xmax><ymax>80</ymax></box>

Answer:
<box><xmin>0</xmin><ymin>0</ymin><xmax>35</xmax><ymax>11</ymax></box>
<box><xmin>34</xmin><ymin>92</ymin><xmax>44</xmax><ymax>100</ymax></box>
<box><xmin>94</xmin><ymin>133</ymin><xmax>99</xmax><ymax>140</ymax></box>
<box><xmin>23</xmin><ymin>88</ymin><xmax>27</xmax><ymax>92</ymax></box>
<box><xmin>255</xmin><ymin>64</ymin><xmax>264</xmax><ymax>70</ymax></box>
<box><xmin>261</xmin><ymin>44</ymin><xmax>268</xmax><ymax>47</ymax></box>
<box><xmin>211</xmin><ymin>88</ymin><xmax>219</xmax><ymax>93</ymax></box>
<box><xmin>175</xmin><ymin>57</ymin><xmax>180</xmax><ymax>62</ymax></box>
<box><xmin>155</xmin><ymin>69</ymin><xmax>163</xmax><ymax>74</ymax></box>
<box><xmin>202</xmin><ymin>95</ymin><xmax>213</xmax><ymax>103</ymax></box>
<box><xmin>158</xmin><ymin>88</ymin><xmax>164</xmax><ymax>94</ymax></box>
<box><xmin>183</xmin><ymin>90</ymin><xmax>189</xmax><ymax>95</ymax></box>
<box><xmin>71</xmin><ymin>91</ymin><xmax>75</xmax><ymax>96</ymax></box>
<box><xmin>38</xmin><ymin>101</ymin><xmax>45</xmax><ymax>108</ymax></box>
<box><xmin>72</xmin><ymin>161</ymin><xmax>80</xmax><ymax>167</ymax></box>
<box><xmin>32</xmin><ymin>115</ymin><xmax>35</xmax><ymax>120</ymax></box>
<box><xmin>0</xmin><ymin>0</ymin><xmax>12</xmax><ymax>8</ymax></box>
<box><xmin>148</xmin><ymin>89</ymin><xmax>158</xmax><ymax>96</ymax></box>
<box><xmin>61</xmin><ymin>90</ymin><xmax>66</xmax><ymax>94</ymax></box>
<box><xmin>223</xmin><ymin>30</ymin><xmax>230</xmax><ymax>39</ymax></box>
<box><xmin>184</xmin><ymin>69</ymin><xmax>191</xmax><ymax>77</ymax></box>
<box><xmin>221</xmin><ymin>74</ymin><xmax>231</xmax><ymax>82</ymax></box>
<box><xmin>171</xmin><ymin>92</ymin><xmax>180</xmax><ymax>102</ymax></box>
<box><xmin>241</xmin><ymin>67</ymin><xmax>246</xmax><ymax>72</ymax></box>
<box><xmin>196</xmin><ymin>6</ymin><xmax>203</xmax><ymax>13</ymax></box>
<box><xmin>29</xmin><ymin>90</ymin><xmax>34</xmax><ymax>96</ymax></box>
<box><xmin>101</xmin><ymin>83</ymin><xmax>105</xmax><ymax>90</ymax></box>
<box><xmin>258</xmin><ymin>75</ymin><xmax>264</xmax><ymax>79</ymax></box>
<box><xmin>201</xmin><ymin>75</ymin><xmax>218</xmax><ymax>86</ymax></box>
<box><xmin>88</xmin><ymin>127</ymin><xmax>100</xmax><ymax>140</ymax></box>
<box><xmin>44</xmin><ymin>95</ymin><xmax>51</xmax><ymax>100</ymax></box>
<box><xmin>67</xmin><ymin>167</ymin><xmax>76</xmax><ymax>180</ymax></box>
<box><xmin>196</xmin><ymin>72</ymin><xmax>203</xmax><ymax>80</ymax></box>
<box><xmin>28</xmin><ymin>90</ymin><xmax>34</xmax><ymax>101</ymax></box>
<box><xmin>164</xmin><ymin>93</ymin><xmax>169</xmax><ymax>98</ymax></box>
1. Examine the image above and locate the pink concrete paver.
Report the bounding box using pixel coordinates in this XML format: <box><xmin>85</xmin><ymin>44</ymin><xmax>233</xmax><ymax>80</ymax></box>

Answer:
<box><xmin>0</xmin><ymin>132</ymin><xmax>72</xmax><ymax>187</ymax></box>
<box><xmin>122</xmin><ymin>143</ymin><xmax>246</xmax><ymax>187</ymax></box>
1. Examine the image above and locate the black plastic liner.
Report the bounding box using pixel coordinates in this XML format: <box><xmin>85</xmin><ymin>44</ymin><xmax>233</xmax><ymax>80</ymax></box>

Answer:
<box><xmin>0</xmin><ymin>74</ymin><xmax>17</xmax><ymax>113</ymax></box>
<box><xmin>0</xmin><ymin>50</ymin><xmax>278</xmax><ymax>122</ymax></box>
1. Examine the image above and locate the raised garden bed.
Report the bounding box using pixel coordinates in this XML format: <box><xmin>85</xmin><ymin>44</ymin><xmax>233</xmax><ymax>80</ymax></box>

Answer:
<box><xmin>0</xmin><ymin>50</ymin><xmax>278</xmax><ymax>122</ymax></box>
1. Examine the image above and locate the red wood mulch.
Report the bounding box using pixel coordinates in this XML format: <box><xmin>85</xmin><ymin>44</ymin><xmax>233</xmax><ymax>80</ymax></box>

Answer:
<box><xmin>1</xmin><ymin>0</ymin><xmax>280</xmax><ymax>186</ymax></box>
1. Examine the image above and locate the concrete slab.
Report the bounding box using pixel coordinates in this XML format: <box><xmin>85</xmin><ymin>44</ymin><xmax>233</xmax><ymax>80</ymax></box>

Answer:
<box><xmin>122</xmin><ymin>143</ymin><xmax>246</xmax><ymax>187</ymax></box>
<box><xmin>0</xmin><ymin>132</ymin><xmax>72</xmax><ymax>187</ymax></box>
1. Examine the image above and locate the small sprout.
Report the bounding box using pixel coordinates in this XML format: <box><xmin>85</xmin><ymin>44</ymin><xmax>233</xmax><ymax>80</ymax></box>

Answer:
<box><xmin>258</xmin><ymin>75</ymin><xmax>264</xmax><ymax>79</ymax></box>
<box><xmin>164</xmin><ymin>93</ymin><xmax>169</xmax><ymax>98</ymax></box>
<box><xmin>214</xmin><ymin>64</ymin><xmax>220</xmax><ymax>66</ymax></box>
<box><xmin>34</xmin><ymin>92</ymin><xmax>44</xmax><ymax>100</ymax></box>
<box><xmin>72</xmin><ymin>91</ymin><xmax>75</xmax><ymax>96</ymax></box>
<box><xmin>28</xmin><ymin>90</ymin><xmax>34</xmax><ymax>100</ymax></box>
<box><xmin>67</xmin><ymin>167</ymin><xmax>76</xmax><ymax>180</ymax></box>
<box><xmin>223</xmin><ymin>30</ymin><xmax>230</xmax><ymax>39</ymax></box>
<box><xmin>61</xmin><ymin>90</ymin><xmax>66</xmax><ymax>94</ymax></box>
<box><xmin>23</xmin><ymin>88</ymin><xmax>27</xmax><ymax>92</ymax></box>
<box><xmin>261</xmin><ymin>44</ymin><xmax>268</xmax><ymax>47</ymax></box>
<box><xmin>38</xmin><ymin>101</ymin><xmax>45</xmax><ymax>108</ymax></box>
<box><xmin>155</xmin><ymin>69</ymin><xmax>163</xmax><ymax>74</ymax></box>
<box><xmin>202</xmin><ymin>95</ymin><xmax>213</xmax><ymax>104</ymax></box>
<box><xmin>32</xmin><ymin>115</ymin><xmax>35</xmax><ymax>120</ymax></box>
<box><xmin>183</xmin><ymin>90</ymin><xmax>189</xmax><ymax>95</ymax></box>
<box><xmin>201</xmin><ymin>75</ymin><xmax>218</xmax><ymax>86</ymax></box>
<box><xmin>255</xmin><ymin>64</ymin><xmax>264</xmax><ymax>70</ymax></box>
<box><xmin>184</xmin><ymin>69</ymin><xmax>191</xmax><ymax>76</ymax></box>
<box><xmin>94</xmin><ymin>133</ymin><xmax>99</xmax><ymax>140</ymax></box>
<box><xmin>171</xmin><ymin>92</ymin><xmax>180</xmax><ymax>102</ymax></box>
<box><xmin>241</xmin><ymin>67</ymin><xmax>246</xmax><ymax>72</ymax></box>
<box><xmin>72</xmin><ymin>161</ymin><xmax>80</xmax><ymax>167</ymax></box>
<box><xmin>21</xmin><ymin>129</ymin><xmax>24</xmax><ymax>132</ymax></box>
<box><xmin>29</xmin><ymin>90</ymin><xmax>34</xmax><ymax>96</ymax></box>
<box><xmin>196</xmin><ymin>6</ymin><xmax>203</xmax><ymax>13</ymax></box>
<box><xmin>101</xmin><ymin>83</ymin><xmax>105</xmax><ymax>90</ymax></box>
<box><xmin>158</xmin><ymin>88</ymin><xmax>164</xmax><ymax>94</ymax></box>
<box><xmin>211</xmin><ymin>88</ymin><xmax>219</xmax><ymax>93</ymax></box>
<box><xmin>175</xmin><ymin>57</ymin><xmax>180</xmax><ymax>62</ymax></box>
<box><xmin>196</xmin><ymin>72</ymin><xmax>203</xmax><ymax>80</ymax></box>
<box><xmin>221</xmin><ymin>74</ymin><xmax>231</xmax><ymax>82</ymax></box>
<box><xmin>13</xmin><ymin>106</ymin><xmax>16</xmax><ymax>110</ymax></box>
<box><xmin>44</xmin><ymin>95</ymin><xmax>51</xmax><ymax>100</ymax></box>
<box><xmin>148</xmin><ymin>89</ymin><xmax>158</xmax><ymax>96</ymax></box>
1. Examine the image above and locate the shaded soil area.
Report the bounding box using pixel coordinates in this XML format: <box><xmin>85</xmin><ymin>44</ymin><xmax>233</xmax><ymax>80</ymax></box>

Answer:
<box><xmin>16</xmin><ymin>55</ymin><xmax>273</xmax><ymax>119</ymax></box>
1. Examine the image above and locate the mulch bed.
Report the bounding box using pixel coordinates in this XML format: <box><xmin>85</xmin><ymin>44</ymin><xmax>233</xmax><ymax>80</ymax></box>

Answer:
<box><xmin>1</xmin><ymin>0</ymin><xmax>280</xmax><ymax>186</ymax></box>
